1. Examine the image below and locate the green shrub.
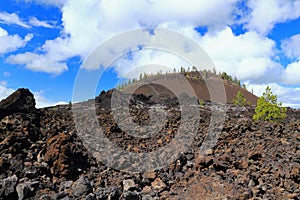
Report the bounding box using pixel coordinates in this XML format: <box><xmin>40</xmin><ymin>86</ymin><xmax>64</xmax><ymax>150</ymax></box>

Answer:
<box><xmin>253</xmin><ymin>86</ymin><xmax>286</xmax><ymax>122</ymax></box>
<box><xmin>199</xmin><ymin>99</ymin><xmax>205</xmax><ymax>106</ymax></box>
<box><xmin>233</xmin><ymin>91</ymin><xmax>247</xmax><ymax>106</ymax></box>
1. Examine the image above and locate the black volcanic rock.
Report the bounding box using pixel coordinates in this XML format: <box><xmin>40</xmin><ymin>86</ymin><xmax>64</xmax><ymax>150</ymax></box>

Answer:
<box><xmin>0</xmin><ymin>88</ymin><xmax>36</xmax><ymax>119</ymax></box>
<box><xmin>0</xmin><ymin>89</ymin><xmax>300</xmax><ymax>199</ymax></box>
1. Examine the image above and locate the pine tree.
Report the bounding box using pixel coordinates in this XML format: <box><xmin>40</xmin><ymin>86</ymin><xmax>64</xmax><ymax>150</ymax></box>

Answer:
<box><xmin>233</xmin><ymin>91</ymin><xmax>247</xmax><ymax>106</ymax></box>
<box><xmin>242</xmin><ymin>84</ymin><xmax>247</xmax><ymax>90</ymax></box>
<box><xmin>253</xmin><ymin>86</ymin><xmax>287</xmax><ymax>122</ymax></box>
<box><xmin>180</xmin><ymin>66</ymin><xmax>185</xmax><ymax>73</ymax></box>
<box><xmin>143</xmin><ymin>72</ymin><xmax>148</xmax><ymax>79</ymax></box>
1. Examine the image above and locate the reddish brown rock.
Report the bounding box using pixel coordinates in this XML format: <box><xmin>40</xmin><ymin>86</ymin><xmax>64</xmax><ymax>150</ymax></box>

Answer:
<box><xmin>44</xmin><ymin>132</ymin><xmax>90</xmax><ymax>180</ymax></box>
<box><xmin>1</xmin><ymin>88</ymin><xmax>300</xmax><ymax>199</ymax></box>
<box><xmin>151</xmin><ymin>178</ymin><xmax>166</xmax><ymax>192</ymax></box>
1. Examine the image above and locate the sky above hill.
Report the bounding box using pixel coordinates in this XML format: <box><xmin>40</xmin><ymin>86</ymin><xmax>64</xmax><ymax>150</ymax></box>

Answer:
<box><xmin>0</xmin><ymin>0</ymin><xmax>300</xmax><ymax>108</ymax></box>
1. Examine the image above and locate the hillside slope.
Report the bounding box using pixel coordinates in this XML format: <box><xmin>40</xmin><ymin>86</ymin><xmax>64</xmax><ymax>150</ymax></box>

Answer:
<box><xmin>121</xmin><ymin>71</ymin><xmax>258</xmax><ymax>105</ymax></box>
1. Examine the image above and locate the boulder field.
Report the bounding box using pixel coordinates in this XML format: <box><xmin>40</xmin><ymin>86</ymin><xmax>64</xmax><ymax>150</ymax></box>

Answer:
<box><xmin>0</xmin><ymin>88</ymin><xmax>299</xmax><ymax>199</ymax></box>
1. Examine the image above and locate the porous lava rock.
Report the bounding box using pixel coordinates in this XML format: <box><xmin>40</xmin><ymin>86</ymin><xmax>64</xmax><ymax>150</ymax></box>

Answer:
<box><xmin>0</xmin><ymin>88</ymin><xmax>299</xmax><ymax>199</ymax></box>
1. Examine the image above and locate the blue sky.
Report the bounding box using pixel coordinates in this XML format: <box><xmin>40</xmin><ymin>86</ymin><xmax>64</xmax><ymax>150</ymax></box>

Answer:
<box><xmin>0</xmin><ymin>0</ymin><xmax>300</xmax><ymax>108</ymax></box>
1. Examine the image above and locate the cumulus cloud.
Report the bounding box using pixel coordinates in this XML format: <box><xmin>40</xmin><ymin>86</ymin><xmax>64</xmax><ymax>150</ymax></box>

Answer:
<box><xmin>62</xmin><ymin>0</ymin><xmax>239</xmax><ymax>43</ymax></box>
<box><xmin>0</xmin><ymin>27</ymin><xmax>8</xmax><ymax>36</ymax></box>
<box><xmin>9</xmin><ymin>0</ymin><xmax>299</xmax><ymax>79</ymax></box>
<box><xmin>15</xmin><ymin>0</ymin><xmax>288</xmax><ymax>81</ymax></box>
<box><xmin>245</xmin><ymin>82</ymin><xmax>300</xmax><ymax>108</ymax></box>
<box><xmin>281</xmin><ymin>34</ymin><xmax>300</xmax><ymax>59</ymax></box>
<box><xmin>7</xmin><ymin>52</ymin><xmax>68</xmax><ymax>74</ymax></box>
<box><xmin>0</xmin><ymin>85</ymin><xmax>14</xmax><ymax>101</ymax></box>
<box><xmin>244</xmin><ymin>0</ymin><xmax>300</xmax><ymax>35</ymax></box>
<box><xmin>7</xmin><ymin>35</ymin><xmax>74</xmax><ymax>74</ymax></box>
<box><xmin>197</xmin><ymin>27</ymin><xmax>283</xmax><ymax>82</ymax></box>
<box><xmin>279</xmin><ymin>34</ymin><xmax>300</xmax><ymax>85</ymax></box>
<box><xmin>8</xmin><ymin>0</ymin><xmax>240</xmax><ymax>74</ymax></box>
<box><xmin>100</xmin><ymin>25</ymin><xmax>284</xmax><ymax>83</ymax></box>
<box><xmin>6</xmin><ymin>0</ymin><xmax>289</xmax><ymax>82</ymax></box>
<box><xmin>282</xmin><ymin>61</ymin><xmax>300</xmax><ymax>85</ymax></box>
<box><xmin>0</xmin><ymin>27</ymin><xmax>33</xmax><ymax>54</ymax></box>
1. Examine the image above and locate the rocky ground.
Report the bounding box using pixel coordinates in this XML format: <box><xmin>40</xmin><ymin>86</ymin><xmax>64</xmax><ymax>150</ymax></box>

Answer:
<box><xmin>0</xmin><ymin>88</ymin><xmax>300</xmax><ymax>199</ymax></box>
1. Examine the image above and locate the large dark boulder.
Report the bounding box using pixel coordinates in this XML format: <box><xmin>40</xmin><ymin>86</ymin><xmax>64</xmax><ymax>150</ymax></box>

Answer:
<box><xmin>0</xmin><ymin>88</ymin><xmax>36</xmax><ymax>119</ymax></box>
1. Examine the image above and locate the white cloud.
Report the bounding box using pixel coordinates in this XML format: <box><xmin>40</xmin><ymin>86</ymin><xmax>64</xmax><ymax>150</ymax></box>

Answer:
<box><xmin>18</xmin><ymin>0</ymin><xmax>289</xmax><ymax>81</ymax></box>
<box><xmin>279</xmin><ymin>34</ymin><xmax>300</xmax><ymax>85</ymax></box>
<box><xmin>34</xmin><ymin>91</ymin><xmax>67</xmax><ymax>108</ymax></box>
<box><xmin>7</xmin><ymin>52</ymin><xmax>68</xmax><ymax>74</ymax></box>
<box><xmin>0</xmin><ymin>85</ymin><xmax>14</xmax><ymax>101</ymax></box>
<box><xmin>0</xmin><ymin>12</ymin><xmax>56</xmax><ymax>29</ymax></box>
<box><xmin>197</xmin><ymin>26</ymin><xmax>283</xmax><ymax>82</ymax></box>
<box><xmin>9</xmin><ymin>0</ymin><xmax>240</xmax><ymax>74</ymax></box>
<box><xmin>113</xmin><ymin>49</ymin><xmax>191</xmax><ymax>79</ymax></box>
<box><xmin>244</xmin><ymin>0</ymin><xmax>300</xmax><ymax>35</ymax></box>
<box><xmin>282</xmin><ymin>61</ymin><xmax>300</xmax><ymax>85</ymax></box>
<box><xmin>62</xmin><ymin>0</ymin><xmax>239</xmax><ymax>43</ymax></box>
<box><xmin>281</xmin><ymin>34</ymin><xmax>300</xmax><ymax>59</ymax></box>
<box><xmin>245</xmin><ymin>82</ymin><xmax>300</xmax><ymax>108</ymax></box>
<box><xmin>7</xmin><ymin>34</ymin><xmax>73</xmax><ymax>74</ymax></box>
<box><xmin>0</xmin><ymin>27</ymin><xmax>33</xmax><ymax>54</ymax></box>
<box><xmin>0</xmin><ymin>12</ymin><xmax>30</xmax><ymax>28</ymax></box>
<box><xmin>104</xmin><ymin>25</ymin><xmax>283</xmax><ymax>83</ymax></box>
<box><xmin>29</xmin><ymin>17</ymin><xmax>54</xmax><ymax>28</ymax></box>
<box><xmin>0</xmin><ymin>27</ymin><xmax>8</xmax><ymax>37</ymax></box>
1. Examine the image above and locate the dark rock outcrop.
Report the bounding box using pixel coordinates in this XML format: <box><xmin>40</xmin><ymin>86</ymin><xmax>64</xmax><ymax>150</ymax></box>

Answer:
<box><xmin>0</xmin><ymin>88</ymin><xmax>36</xmax><ymax>120</ymax></box>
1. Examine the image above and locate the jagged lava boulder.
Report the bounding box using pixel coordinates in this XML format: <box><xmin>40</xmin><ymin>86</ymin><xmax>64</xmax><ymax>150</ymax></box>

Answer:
<box><xmin>0</xmin><ymin>88</ymin><xmax>36</xmax><ymax>120</ymax></box>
